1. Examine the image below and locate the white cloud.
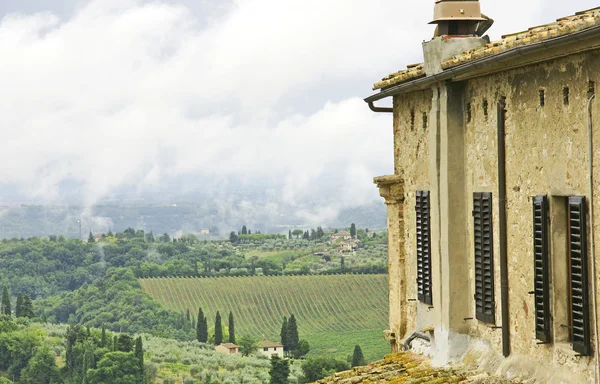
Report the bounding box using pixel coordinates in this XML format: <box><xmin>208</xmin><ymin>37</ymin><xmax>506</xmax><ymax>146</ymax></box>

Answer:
<box><xmin>0</xmin><ymin>0</ymin><xmax>597</xmax><ymax>224</ymax></box>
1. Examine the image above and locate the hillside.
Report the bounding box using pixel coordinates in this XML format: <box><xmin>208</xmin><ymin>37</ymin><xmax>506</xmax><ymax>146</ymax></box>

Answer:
<box><xmin>140</xmin><ymin>274</ymin><xmax>389</xmax><ymax>361</ymax></box>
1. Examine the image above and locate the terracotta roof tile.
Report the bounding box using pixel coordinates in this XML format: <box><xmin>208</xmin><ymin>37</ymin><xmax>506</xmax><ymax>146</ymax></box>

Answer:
<box><xmin>441</xmin><ymin>7</ymin><xmax>600</xmax><ymax>69</ymax></box>
<box><xmin>373</xmin><ymin>7</ymin><xmax>600</xmax><ymax>90</ymax></box>
<box><xmin>373</xmin><ymin>63</ymin><xmax>425</xmax><ymax>91</ymax></box>
<box><xmin>259</xmin><ymin>340</ymin><xmax>283</xmax><ymax>348</ymax></box>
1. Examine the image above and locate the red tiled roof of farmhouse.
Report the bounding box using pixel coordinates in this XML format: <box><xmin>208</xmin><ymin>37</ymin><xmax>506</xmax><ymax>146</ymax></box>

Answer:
<box><xmin>373</xmin><ymin>7</ymin><xmax>600</xmax><ymax>91</ymax></box>
<box><xmin>259</xmin><ymin>340</ymin><xmax>283</xmax><ymax>348</ymax></box>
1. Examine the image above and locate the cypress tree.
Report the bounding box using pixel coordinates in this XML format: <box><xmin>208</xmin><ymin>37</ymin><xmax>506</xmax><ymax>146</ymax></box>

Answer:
<box><xmin>88</xmin><ymin>231</ymin><xmax>95</xmax><ymax>243</ymax></box>
<box><xmin>286</xmin><ymin>314</ymin><xmax>299</xmax><ymax>353</ymax></box>
<box><xmin>351</xmin><ymin>345</ymin><xmax>366</xmax><ymax>367</ymax></box>
<box><xmin>269</xmin><ymin>355</ymin><xmax>289</xmax><ymax>384</ymax></box>
<box><xmin>15</xmin><ymin>292</ymin><xmax>23</xmax><ymax>317</ymax></box>
<box><xmin>1</xmin><ymin>285</ymin><xmax>11</xmax><ymax>316</ymax></box>
<box><xmin>201</xmin><ymin>315</ymin><xmax>208</xmax><ymax>343</ymax></box>
<box><xmin>350</xmin><ymin>223</ymin><xmax>357</xmax><ymax>238</ymax></box>
<box><xmin>186</xmin><ymin>309</ymin><xmax>191</xmax><ymax>323</ymax></box>
<box><xmin>228</xmin><ymin>311</ymin><xmax>235</xmax><ymax>343</ymax></box>
<box><xmin>196</xmin><ymin>308</ymin><xmax>204</xmax><ymax>342</ymax></box>
<box><xmin>191</xmin><ymin>316</ymin><xmax>195</xmax><ymax>330</ymax></box>
<box><xmin>280</xmin><ymin>316</ymin><xmax>288</xmax><ymax>352</ymax></box>
<box><xmin>101</xmin><ymin>325</ymin><xmax>107</xmax><ymax>348</ymax></box>
<box><xmin>214</xmin><ymin>311</ymin><xmax>223</xmax><ymax>345</ymax></box>
<box><xmin>22</xmin><ymin>295</ymin><xmax>35</xmax><ymax>318</ymax></box>
<box><xmin>135</xmin><ymin>336</ymin><xmax>144</xmax><ymax>382</ymax></box>
<box><xmin>113</xmin><ymin>335</ymin><xmax>118</xmax><ymax>351</ymax></box>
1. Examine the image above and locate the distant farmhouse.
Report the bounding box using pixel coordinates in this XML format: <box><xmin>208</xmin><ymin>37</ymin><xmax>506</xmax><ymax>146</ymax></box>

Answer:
<box><xmin>329</xmin><ymin>231</ymin><xmax>352</xmax><ymax>242</ymax></box>
<box><xmin>257</xmin><ymin>340</ymin><xmax>284</xmax><ymax>358</ymax></box>
<box><xmin>215</xmin><ymin>343</ymin><xmax>238</xmax><ymax>354</ymax></box>
<box><xmin>368</xmin><ymin>1</ymin><xmax>600</xmax><ymax>382</ymax></box>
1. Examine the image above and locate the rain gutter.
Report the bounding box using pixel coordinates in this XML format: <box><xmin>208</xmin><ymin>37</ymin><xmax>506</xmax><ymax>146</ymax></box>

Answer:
<box><xmin>365</xmin><ymin>24</ymin><xmax>600</xmax><ymax>105</ymax></box>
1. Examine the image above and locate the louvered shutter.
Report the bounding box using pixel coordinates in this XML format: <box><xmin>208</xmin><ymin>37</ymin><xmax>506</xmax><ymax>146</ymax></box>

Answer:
<box><xmin>568</xmin><ymin>196</ymin><xmax>591</xmax><ymax>356</ymax></box>
<box><xmin>533</xmin><ymin>196</ymin><xmax>551</xmax><ymax>342</ymax></box>
<box><xmin>416</xmin><ymin>191</ymin><xmax>432</xmax><ymax>305</ymax></box>
<box><xmin>473</xmin><ymin>192</ymin><xmax>495</xmax><ymax>323</ymax></box>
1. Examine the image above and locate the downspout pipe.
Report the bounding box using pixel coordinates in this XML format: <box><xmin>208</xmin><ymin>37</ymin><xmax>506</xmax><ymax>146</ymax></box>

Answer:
<box><xmin>368</xmin><ymin>101</ymin><xmax>393</xmax><ymax>113</ymax></box>
<box><xmin>497</xmin><ymin>97</ymin><xmax>510</xmax><ymax>357</ymax></box>
<box><xmin>586</xmin><ymin>93</ymin><xmax>599</xmax><ymax>384</ymax></box>
<box><xmin>403</xmin><ymin>331</ymin><xmax>431</xmax><ymax>351</ymax></box>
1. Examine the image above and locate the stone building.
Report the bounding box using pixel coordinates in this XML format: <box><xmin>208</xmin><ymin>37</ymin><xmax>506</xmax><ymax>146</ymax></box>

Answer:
<box><xmin>367</xmin><ymin>1</ymin><xmax>600</xmax><ymax>382</ymax></box>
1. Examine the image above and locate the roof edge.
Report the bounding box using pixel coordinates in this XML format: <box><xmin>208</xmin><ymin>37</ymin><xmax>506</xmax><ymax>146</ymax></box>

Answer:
<box><xmin>365</xmin><ymin>23</ymin><xmax>600</xmax><ymax>104</ymax></box>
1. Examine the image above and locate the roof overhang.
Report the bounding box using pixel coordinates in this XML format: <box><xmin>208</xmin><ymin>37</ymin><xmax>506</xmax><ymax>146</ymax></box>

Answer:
<box><xmin>365</xmin><ymin>24</ymin><xmax>600</xmax><ymax>104</ymax></box>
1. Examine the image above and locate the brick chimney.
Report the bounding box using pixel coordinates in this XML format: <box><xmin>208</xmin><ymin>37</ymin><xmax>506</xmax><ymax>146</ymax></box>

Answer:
<box><xmin>422</xmin><ymin>0</ymin><xmax>492</xmax><ymax>75</ymax></box>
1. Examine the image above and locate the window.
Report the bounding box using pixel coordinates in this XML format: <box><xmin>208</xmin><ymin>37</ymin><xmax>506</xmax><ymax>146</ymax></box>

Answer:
<box><xmin>263</xmin><ymin>347</ymin><xmax>268</xmax><ymax>351</ymax></box>
<box><xmin>568</xmin><ymin>196</ymin><xmax>591</xmax><ymax>355</ymax></box>
<box><xmin>416</xmin><ymin>191</ymin><xmax>432</xmax><ymax>305</ymax></box>
<box><xmin>533</xmin><ymin>196</ymin><xmax>551</xmax><ymax>342</ymax></box>
<box><xmin>473</xmin><ymin>192</ymin><xmax>495</xmax><ymax>323</ymax></box>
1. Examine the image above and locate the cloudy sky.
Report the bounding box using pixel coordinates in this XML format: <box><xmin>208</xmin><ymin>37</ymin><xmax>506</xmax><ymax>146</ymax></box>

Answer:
<box><xmin>0</xmin><ymin>0</ymin><xmax>597</xmax><ymax>222</ymax></box>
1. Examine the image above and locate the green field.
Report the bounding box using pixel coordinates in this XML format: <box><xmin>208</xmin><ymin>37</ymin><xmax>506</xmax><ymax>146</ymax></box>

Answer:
<box><xmin>139</xmin><ymin>274</ymin><xmax>389</xmax><ymax>361</ymax></box>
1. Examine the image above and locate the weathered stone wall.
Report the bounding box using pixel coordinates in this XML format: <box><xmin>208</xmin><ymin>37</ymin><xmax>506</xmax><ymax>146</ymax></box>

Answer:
<box><xmin>393</xmin><ymin>89</ymin><xmax>433</xmax><ymax>339</ymax></box>
<box><xmin>463</xmin><ymin>49</ymin><xmax>600</xmax><ymax>378</ymax></box>
<box><xmin>383</xmin><ymin>49</ymin><xmax>600</xmax><ymax>381</ymax></box>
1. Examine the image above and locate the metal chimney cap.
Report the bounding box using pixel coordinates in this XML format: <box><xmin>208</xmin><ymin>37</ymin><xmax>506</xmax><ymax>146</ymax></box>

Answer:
<box><xmin>430</xmin><ymin>0</ymin><xmax>487</xmax><ymax>24</ymax></box>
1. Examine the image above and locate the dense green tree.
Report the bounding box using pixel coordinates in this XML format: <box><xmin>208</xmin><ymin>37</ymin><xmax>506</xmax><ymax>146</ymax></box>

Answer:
<box><xmin>87</xmin><ymin>351</ymin><xmax>141</xmax><ymax>384</ymax></box>
<box><xmin>293</xmin><ymin>339</ymin><xmax>310</xmax><ymax>359</ymax></box>
<box><xmin>286</xmin><ymin>314</ymin><xmax>299</xmax><ymax>353</ymax></box>
<box><xmin>350</xmin><ymin>223</ymin><xmax>357</xmax><ymax>238</ymax></box>
<box><xmin>238</xmin><ymin>334</ymin><xmax>258</xmax><ymax>356</ymax></box>
<box><xmin>117</xmin><ymin>334</ymin><xmax>134</xmax><ymax>352</ymax></box>
<box><xmin>15</xmin><ymin>293</ymin><xmax>23</xmax><ymax>318</ymax></box>
<box><xmin>1</xmin><ymin>285</ymin><xmax>11</xmax><ymax>317</ymax></box>
<box><xmin>214</xmin><ymin>311</ymin><xmax>223</xmax><ymax>345</ymax></box>
<box><xmin>269</xmin><ymin>355</ymin><xmax>289</xmax><ymax>384</ymax></box>
<box><xmin>351</xmin><ymin>345</ymin><xmax>366</xmax><ymax>367</ymax></box>
<box><xmin>241</xmin><ymin>225</ymin><xmax>248</xmax><ymax>235</ymax></box>
<box><xmin>280</xmin><ymin>316</ymin><xmax>288</xmax><ymax>352</ymax></box>
<box><xmin>145</xmin><ymin>231</ymin><xmax>155</xmax><ymax>242</ymax></box>
<box><xmin>88</xmin><ymin>231</ymin><xmax>95</xmax><ymax>243</ymax></box>
<box><xmin>229</xmin><ymin>231</ymin><xmax>238</xmax><ymax>244</ymax></box>
<box><xmin>292</xmin><ymin>229</ymin><xmax>303</xmax><ymax>239</ymax></box>
<box><xmin>19</xmin><ymin>345</ymin><xmax>59</xmax><ymax>384</ymax></box>
<box><xmin>316</xmin><ymin>226</ymin><xmax>324</xmax><ymax>238</ymax></box>
<box><xmin>160</xmin><ymin>233</ymin><xmax>171</xmax><ymax>243</ymax></box>
<box><xmin>288</xmin><ymin>230</ymin><xmax>292</xmax><ymax>239</ymax></box>
<box><xmin>228</xmin><ymin>311</ymin><xmax>235</xmax><ymax>343</ymax></box>
<box><xmin>301</xmin><ymin>356</ymin><xmax>349</xmax><ymax>382</ymax></box>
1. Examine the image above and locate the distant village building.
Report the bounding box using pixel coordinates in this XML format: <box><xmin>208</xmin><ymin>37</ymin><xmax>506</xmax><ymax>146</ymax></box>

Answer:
<box><xmin>330</xmin><ymin>231</ymin><xmax>352</xmax><ymax>242</ymax></box>
<box><xmin>368</xmin><ymin>1</ymin><xmax>600</xmax><ymax>382</ymax></box>
<box><xmin>215</xmin><ymin>343</ymin><xmax>238</xmax><ymax>354</ymax></box>
<box><xmin>257</xmin><ymin>340</ymin><xmax>284</xmax><ymax>358</ymax></box>
<box><xmin>200</xmin><ymin>229</ymin><xmax>210</xmax><ymax>236</ymax></box>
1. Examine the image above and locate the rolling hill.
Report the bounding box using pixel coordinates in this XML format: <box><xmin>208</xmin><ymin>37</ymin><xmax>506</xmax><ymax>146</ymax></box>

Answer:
<box><xmin>140</xmin><ymin>274</ymin><xmax>389</xmax><ymax>361</ymax></box>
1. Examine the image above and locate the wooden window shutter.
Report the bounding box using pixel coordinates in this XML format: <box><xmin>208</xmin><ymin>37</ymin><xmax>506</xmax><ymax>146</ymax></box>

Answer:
<box><xmin>568</xmin><ymin>196</ymin><xmax>591</xmax><ymax>356</ymax></box>
<box><xmin>473</xmin><ymin>192</ymin><xmax>495</xmax><ymax>323</ymax></box>
<box><xmin>533</xmin><ymin>195</ymin><xmax>551</xmax><ymax>342</ymax></box>
<box><xmin>416</xmin><ymin>190</ymin><xmax>432</xmax><ymax>305</ymax></box>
